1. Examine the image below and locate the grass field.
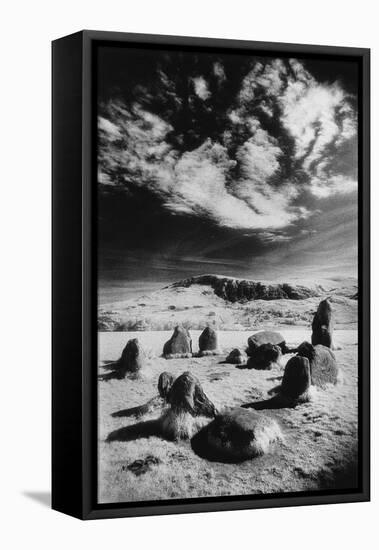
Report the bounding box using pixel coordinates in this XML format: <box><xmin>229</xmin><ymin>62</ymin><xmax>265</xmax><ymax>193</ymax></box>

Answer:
<box><xmin>98</xmin><ymin>328</ymin><xmax>358</xmax><ymax>504</ymax></box>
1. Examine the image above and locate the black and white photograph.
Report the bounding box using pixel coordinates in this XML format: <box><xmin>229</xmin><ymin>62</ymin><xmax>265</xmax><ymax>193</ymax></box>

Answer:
<box><xmin>96</xmin><ymin>44</ymin><xmax>360</xmax><ymax>504</ymax></box>
<box><xmin>1</xmin><ymin>0</ymin><xmax>376</xmax><ymax>542</ymax></box>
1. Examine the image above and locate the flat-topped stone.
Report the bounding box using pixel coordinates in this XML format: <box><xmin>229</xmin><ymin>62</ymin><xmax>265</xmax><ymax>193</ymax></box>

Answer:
<box><xmin>247</xmin><ymin>330</ymin><xmax>286</xmax><ymax>355</ymax></box>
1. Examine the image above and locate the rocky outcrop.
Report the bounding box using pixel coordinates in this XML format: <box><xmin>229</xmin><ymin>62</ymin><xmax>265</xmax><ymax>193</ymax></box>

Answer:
<box><xmin>169</xmin><ymin>274</ymin><xmax>319</xmax><ymax>303</ymax></box>
<box><xmin>311</xmin><ymin>298</ymin><xmax>334</xmax><ymax>348</ymax></box>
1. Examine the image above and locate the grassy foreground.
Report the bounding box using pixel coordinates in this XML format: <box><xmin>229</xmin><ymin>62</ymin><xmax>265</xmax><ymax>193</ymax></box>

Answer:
<box><xmin>98</xmin><ymin>329</ymin><xmax>358</xmax><ymax>504</ymax></box>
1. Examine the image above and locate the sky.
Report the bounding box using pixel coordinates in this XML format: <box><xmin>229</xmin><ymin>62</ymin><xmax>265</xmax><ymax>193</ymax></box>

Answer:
<box><xmin>97</xmin><ymin>45</ymin><xmax>358</xmax><ymax>302</ymax></box>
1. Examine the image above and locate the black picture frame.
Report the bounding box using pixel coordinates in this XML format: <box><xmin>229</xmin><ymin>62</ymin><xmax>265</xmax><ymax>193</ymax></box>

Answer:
<box><xmin>52</xmin><ymin>30</ymin><xmax>370</xmax><ymax>520</ymax></box>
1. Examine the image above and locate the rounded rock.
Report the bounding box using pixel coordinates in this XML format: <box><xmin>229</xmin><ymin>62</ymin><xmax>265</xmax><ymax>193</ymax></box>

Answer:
<box><xmin>247</xmin><ymin>343</ymin><xmax>282</xmax><ymax>370</ymax></box>
<box><xmin>225</xmin><ymin>348</ymin><xmax>247</xmax><ymax>365</ymax></box>
<box><xmin>205</xmin><ymin>407</ymin><xmax>283</xmax><ymax>461</ymax></box>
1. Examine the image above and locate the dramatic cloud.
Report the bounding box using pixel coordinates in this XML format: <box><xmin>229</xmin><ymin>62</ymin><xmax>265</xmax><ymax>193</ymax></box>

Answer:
<box><xmin>98</xmin><ymin>55</ymin><xmax>358</xmax><ymax>238</ymax></box>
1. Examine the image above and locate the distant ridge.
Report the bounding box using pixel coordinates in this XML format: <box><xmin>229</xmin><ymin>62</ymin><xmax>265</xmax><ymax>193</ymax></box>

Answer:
<box><xmin>168</xmin><ymin>274</ymin><xmax>321</xmax><ymax>302</ymax></box>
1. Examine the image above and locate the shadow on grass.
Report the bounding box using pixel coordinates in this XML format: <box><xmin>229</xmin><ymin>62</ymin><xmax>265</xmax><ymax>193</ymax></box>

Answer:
<box><xmin>241</xmin><ymin>396</ymin><xmax>288</xmax><ymax>410</ymax></box>
<box><xmin>190</xmin><ymin>426</ymin><xmax>245</xmax><ymax>464</ymax></box>
<box><xmin>106</xmin><ymin>419</ymin><xmax>162</xmax><ymax>442</ymax></box>
<box><xmin>98</xmin><ymin>369</ymin><xmax>125</xmax><ymax>382</ymax></box>
<box><xmin>111</xmin><ymin>397</ymin><xmax>163</xmax><ymax>418</ymax></box>
<box><xmin>317</xmin><ymin>458</ymin><xmax>359</xmax><ymax>490</ymax></box>
<box><xmin>101</xmin><ymin>360</ymin><xmax>119</xmax><ymax>369</ymax></box>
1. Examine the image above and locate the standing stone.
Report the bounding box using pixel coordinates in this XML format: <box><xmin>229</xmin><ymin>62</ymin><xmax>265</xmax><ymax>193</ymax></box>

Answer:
<box><xmin>311</xmin><ymin>298</ymin><xmax>334</xmax><ymax>348</ymax></box>
<box><xmin>158</xmin><ymin>371</ymin><xmax>175</xmax><ymax>399</ymax></box>
<box><xmin>280</xmin><ymin>356</ymin><xmax>312</xmax><ymax>404</ymax></box>
<box><xmin>198</xmin><ymin>327</ymin><xmax>220</xmax><ymax>356</ymax></box>
<box><xmin>160</xmin><ymin>372</ymin><xmax>217</xmax><ymax>440</ymax></box>
<box><xmin>297</xmin><ymin>341</ymin><xmax>339</xmax><ymax>387</ymax></box>
<box><xmin>163</xmin><ymin>326</ymin><xmax>192</xmax><ymax>358</ymax></box>
<box><xmin>118</xmin><ymin>338</ymin><xmax>145</xmax><ymax>376</ymax></box>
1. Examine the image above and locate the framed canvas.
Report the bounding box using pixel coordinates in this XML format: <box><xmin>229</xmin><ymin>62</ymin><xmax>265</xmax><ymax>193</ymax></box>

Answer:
<box><xmin>52</xmin><ymin>30</ymin><xmax>370</xmax><ymax>520</ymax></box>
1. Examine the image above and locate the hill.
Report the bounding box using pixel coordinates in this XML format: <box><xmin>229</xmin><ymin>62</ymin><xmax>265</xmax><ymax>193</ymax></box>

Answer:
<box><xmin>98</xmin><ymin>274</ymin><xmax>357</xmax><ymax>332</ymax></box>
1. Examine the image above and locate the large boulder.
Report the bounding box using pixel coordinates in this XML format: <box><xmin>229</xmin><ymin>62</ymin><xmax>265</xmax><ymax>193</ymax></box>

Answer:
<box><xmin>297</xmin><ymin>341</ymin><xmax>339</xmax><ymax>387</ymax></box>
<box><xmin>204</xmin><ymin>407</ymin><xmax>283</xmax><ymax>461</ymax></box>
<box><xmin>311</xmin><ymin>298</ymin><xmax>334</xmax><ymax>348</ymax></box>
<box><xmin>118</xmin><ymin>338</ymin><xmax>145</xmax><ymax>376</ymax></box>
<box><xmin>247</xmin><ymin>343</ymin><xmax>282</xmax><ymax>370</ymax></box>
<box><xmin>280</xmin><ymin>356</ymin><xmax>312</xmax><ymax>404</ymax></box>
<box><xmin>163</xmin><ymin>326</ymin><xmax>192</xmax><ymax>358</ymax></box>
<box><xmin>225</xmin><ymin>348</ymin><xmax>247</xmax><ymax>365</ymax></box>
<box><xmin>198</xmin><ymin>327</ymin><xmax>220</xmax><ymax>356</ymax></box>
<box><xmin>160</xmin><ymin>372</ymin><xmax>216</xmax><ymax>441</ymax></box>
<box><xmin>247</xmin><ymin>330</ymin><xmax>286</xmax><ymax>356</ymax></box>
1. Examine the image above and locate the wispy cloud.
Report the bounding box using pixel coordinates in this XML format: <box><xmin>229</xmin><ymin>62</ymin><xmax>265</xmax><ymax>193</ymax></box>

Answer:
<box><xmin>98</xmin><ymin>56</ymin><xmax>357</xmax><ymax>238</ymax></box>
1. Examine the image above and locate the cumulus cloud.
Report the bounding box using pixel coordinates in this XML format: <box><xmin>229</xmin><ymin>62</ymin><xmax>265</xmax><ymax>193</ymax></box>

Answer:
<box><xmin>98</xmin><ymin>55</ymin><xmax>358</xmax><ymax>236</ymax></box>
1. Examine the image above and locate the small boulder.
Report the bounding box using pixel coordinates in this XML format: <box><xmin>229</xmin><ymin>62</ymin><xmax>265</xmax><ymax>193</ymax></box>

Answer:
<box><xmin>163</xmin><ymin>326</ymin><xmax>192</xmax><ymax>358</ymax></box>
<box><xmin>198</xmin><ymin>327</ymin><xmax>220</xmax><ymax>356</ymax></box>
<box><xmin>225</xmin><ymin>348</ymin><xmax>247</xmax><ymax>365</ymax></box>
<box><xmin>297</xmin><ymin>341</ymin><xmax>339</xmax><ymax>387</ymax></box>
<box><xmin>247</xmin><ymin>343</ymin><xmax>282</xmax><ymax>370</ymax></box>
<box><xmin>205</xmin><ymin>407</ymin><xmax>283</xmax><ymax>461</ymax></box>
<box><xmin>311</xmin><ymin>298</ymin><xmax>334</xmax><ymax>348</ymax></box>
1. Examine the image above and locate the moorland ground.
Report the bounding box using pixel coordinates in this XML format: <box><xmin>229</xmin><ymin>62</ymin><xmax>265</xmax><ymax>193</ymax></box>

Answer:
<box><xmin>98</xmin><ymin>326</ymin><xmax>358</xmax><ymax>504</ymax></box>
